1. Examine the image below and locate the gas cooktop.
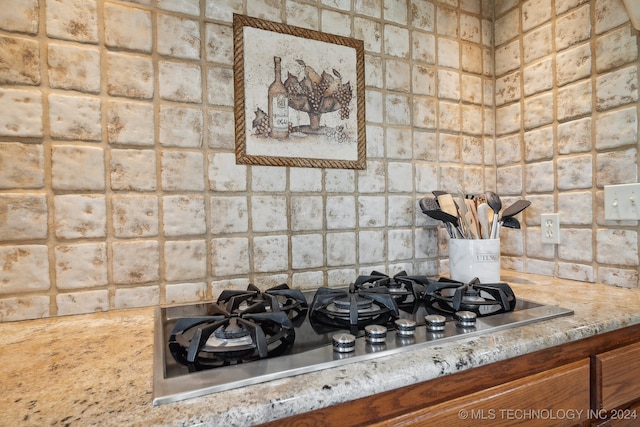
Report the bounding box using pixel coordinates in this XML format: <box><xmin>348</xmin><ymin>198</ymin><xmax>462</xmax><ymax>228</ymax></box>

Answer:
<box><xmin>152</xmin><ymin>273</ymin><xmax>573</xmax><ymax>405</ymax></box>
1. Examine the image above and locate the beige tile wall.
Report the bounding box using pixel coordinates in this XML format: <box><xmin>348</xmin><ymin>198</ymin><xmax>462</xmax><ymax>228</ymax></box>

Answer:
<box><xmin>494</xmin><ymin>0</ymin><xmax>640</xmax><ymax>287</ymax></box>
<box><xmin>0</xmin><ymin>0</ymin><xmax>637</xmax><ymax>322</ymax></box>
<box><xmin>0</xmin><ymin>0</ymin><xmax>495</xmax><ymax>321</ymax></box>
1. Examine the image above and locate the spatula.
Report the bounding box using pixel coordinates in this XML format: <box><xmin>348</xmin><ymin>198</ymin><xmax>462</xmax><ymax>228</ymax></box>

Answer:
<box><xmin>495</xmin><ymin>199</ymin><xmax>530</xmax><ymax>237</ymax></box>
<box><xmin>419</xmin><ymin>197</ymin><xmax>454</xmax><ymax>238</ymax></box>
<box><xmin>440</xmin><ymin>193</ymin><xmax>468</xmax><ymax>238</ymax></box>
<box><xmin>420</xmin><ymin>206</ymin><xmax>464</xmax><ymax>238</ymax></box>
<box><xmin>499</xmin><ymin>199</ymin><xmax>531</xmax><ymax>221</ymax></box>
<box><xmin>502</xmin><ymin>216</ymin><xmax>521</xmax><ymax>229</ymax></box>
<box><xmin>436</xmin><ymin>193</ymin><xmax>460</xmax><ymax>221</ymax></box>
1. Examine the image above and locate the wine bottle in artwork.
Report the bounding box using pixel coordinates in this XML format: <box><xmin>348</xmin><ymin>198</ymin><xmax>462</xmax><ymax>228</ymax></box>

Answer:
<box><xmin>268</xmin><ymin>56</ymin><xmax>289</xmax><ymax>139</ymax></box>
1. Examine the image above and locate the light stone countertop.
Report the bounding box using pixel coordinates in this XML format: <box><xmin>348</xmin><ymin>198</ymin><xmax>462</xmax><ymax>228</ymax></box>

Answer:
<box><xmin>2</xmin><ymin>272</ymin><xmax>640</xmax><ymax>427</ymax></box>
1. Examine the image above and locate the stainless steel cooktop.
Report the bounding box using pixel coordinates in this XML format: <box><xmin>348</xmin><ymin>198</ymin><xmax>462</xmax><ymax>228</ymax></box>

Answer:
<box><xmin>152</xmin><ymin>283</ymin><xmax>573</xmax><ymax>406</ymax></box>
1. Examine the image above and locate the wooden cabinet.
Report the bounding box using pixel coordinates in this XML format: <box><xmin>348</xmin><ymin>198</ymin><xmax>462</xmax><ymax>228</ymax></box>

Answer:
<box><xmin>258</xmin><ymin>324</ymin><xmax>640</xmax><ymax>427</ymax></box>
<box><xmin>593</xmin><ymin>341</ymin><xmax>640</xmax><ymax>411</ymax></box>
<box><xmin>371</xmin><ymin>359</ymin><xmax>590</xmax><ymax>427</ymax></box>
<box><xmin>591</xmin><ymin>341</ymin><xmax>640</xmax><ymax>426</ymax></box>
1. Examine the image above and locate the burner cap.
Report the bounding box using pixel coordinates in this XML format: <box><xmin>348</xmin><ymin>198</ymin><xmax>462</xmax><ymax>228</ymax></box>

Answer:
<box><xmin>386</xmin><ymin>281</ymin><xmax>406</xmax><ymax>292</ymax></box>
<box><xmin>333</xmin><ymin>295</ymin><xmax>373</xmax><ymax>311</ymax></box>
<box><xmin>461</xmin><ymin>289</ymin><xmax>486</xmax><ymax>309</ymax></box>
<box><xmin>213</xmin><ymin>320</ymin><xmax>250</xmax><ymax>339</ymax></box>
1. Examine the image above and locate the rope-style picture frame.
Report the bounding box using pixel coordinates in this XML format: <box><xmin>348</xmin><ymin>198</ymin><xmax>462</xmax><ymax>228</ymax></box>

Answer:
<box><xmin>233</xmin><ymin>14</ymin><xmax>366</xmax><ymax>170</ymax></box>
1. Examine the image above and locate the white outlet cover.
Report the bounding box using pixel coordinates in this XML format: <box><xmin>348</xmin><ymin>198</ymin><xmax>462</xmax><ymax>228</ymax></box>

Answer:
<box><xmin>541</xmin><ymin>213</ymin><xmax>560</xmax><ymax>244</ymax></box>
<box><xmin>604</xmin><ymin>183</ymin><xmax>640</xmax><ymax>220</ymax></box>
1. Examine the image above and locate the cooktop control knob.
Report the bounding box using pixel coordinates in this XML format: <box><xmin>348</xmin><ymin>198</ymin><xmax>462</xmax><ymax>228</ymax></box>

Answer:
<box><xmin>455</xmin><ymin>311</ymin><xmax>477</xmax><ymax>328</ymax></box>
<box><xmin>365</xmin><ymin>324</ymin><xmax>387</xmax><ymax>343</ymax></box>
<box><xmin>394</xmin><ymin>319</ymin><xmax>417</xmax><ymax>337</ymax></box>
<box><xmin>425</xmin><ymin>314</ymin><xmax>447</xmax><ymax>332</ymax></box>
<box><xmin>332</xmin><ymin>333</ymin><xmax>356</xmax><ymax>353</ymax></box>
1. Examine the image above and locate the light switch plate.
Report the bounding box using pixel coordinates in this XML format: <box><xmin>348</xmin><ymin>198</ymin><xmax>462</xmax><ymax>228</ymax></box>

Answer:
<box><xmin>604</xmin><ymin>183</ymin><xmax>640</xmax><ymax>220</ymax></box>
<box><xmin>541</xmin><ymin>213</ymin><xmax>560</xmax><ymax>244</ymax></box>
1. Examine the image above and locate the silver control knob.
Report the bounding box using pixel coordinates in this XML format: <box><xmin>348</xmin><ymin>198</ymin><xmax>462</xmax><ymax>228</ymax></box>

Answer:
<box><xmin>332</xmin><ymin>333</ymin><xmax>356</xmax><ymax>353</ymax></box>
<box><xmin>455</xmin><ymin>310</ymin><xmax>477</xmax><ymax>328</ymax></box>
<box><xmin>394</xmin><ymin>318</ymin><xmax>417</xmax><ymax>336</ymax></box>
<box><xmin>425</xmin><ymin>314</ymin><xmax>447</xmax><ymax>332</ymax></box>
<box><xmin>365</xmin><ymin>324</ymin><xmax>387</xmax><ymax>343</ymax></box>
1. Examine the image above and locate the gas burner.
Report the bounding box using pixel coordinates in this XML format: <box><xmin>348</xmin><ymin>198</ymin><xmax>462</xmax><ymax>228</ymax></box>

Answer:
<box><xmin>423</xmin><ymin>277</ymin><xmax>516</xmax><ymax>316</ymax></box>
<box><xmin>353</xmin><ymin>270</ymin><xmax>429</xmax><ymax>305</ymax></box>
<box><xmin>168</xmin><ymin>284</ymin><xmax>304</xmax><ymax>371</ymax></box>
<box><xmin>332</xmin><ymin>294</ymin><xmax>375</xmax><ymax>312</ymax></box>
<box><xmin>309</xmin><ymin>284</ymin><xmax>400</xmax><ymax>332</ymax></box>
<box><xmin>216</xmin><ymin>283</ymin><xmax>308</xmax><ymax>325</ymax></box>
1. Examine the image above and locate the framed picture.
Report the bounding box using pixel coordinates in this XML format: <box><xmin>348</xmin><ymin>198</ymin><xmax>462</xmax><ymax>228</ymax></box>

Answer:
<box><xmin>233</xmin><ymin>14</ymin><xmax>366</xmax><ymax>169</ymax></box>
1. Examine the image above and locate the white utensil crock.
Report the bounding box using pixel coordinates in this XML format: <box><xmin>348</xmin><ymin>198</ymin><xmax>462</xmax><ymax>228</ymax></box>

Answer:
<box><xmin>448</xmin><ymin>239</ymin><xmax>500</xmax><ymax>283</ymax></box>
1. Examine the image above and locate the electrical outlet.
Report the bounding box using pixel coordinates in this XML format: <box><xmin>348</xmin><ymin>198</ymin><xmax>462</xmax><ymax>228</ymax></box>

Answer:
<box><xmin>604</xmin><ymin>183</ymin><xmax>640</xmax><ymax>220</ymax></box>
<box><xmin>541</xmin><ymin>213</ymin><xmax>560</xmax><ymax>244</ymax></box>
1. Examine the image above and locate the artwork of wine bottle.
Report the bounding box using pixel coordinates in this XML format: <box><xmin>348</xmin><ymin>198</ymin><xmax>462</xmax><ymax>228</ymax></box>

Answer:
<box><xmin>268</xmin><ymin>56</ymin><xmax>289</xmax><ymax>139</ymax></box>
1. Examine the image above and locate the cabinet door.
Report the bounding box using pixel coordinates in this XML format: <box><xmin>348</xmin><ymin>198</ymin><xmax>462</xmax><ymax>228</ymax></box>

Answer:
<box><xmin>594</xmin><ymin>341</ymin><xmax>640</xmax><ymax>411</ymax></box>
<box><xmin>371</xmin><ymin>359</ymin><xmax>590</xmax><ymax>427</ymax></box>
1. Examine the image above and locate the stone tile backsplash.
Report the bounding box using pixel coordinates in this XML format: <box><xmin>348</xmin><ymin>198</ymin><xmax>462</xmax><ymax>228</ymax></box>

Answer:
<box><xmin>0</xmin><ymin>0</ymin><xmax>638</xmax><ymax>322</ymax></box>
<box><xmin>496</xmin><ymin>0</ymin><xmax>639</xmax><ymax>287</ymax></box>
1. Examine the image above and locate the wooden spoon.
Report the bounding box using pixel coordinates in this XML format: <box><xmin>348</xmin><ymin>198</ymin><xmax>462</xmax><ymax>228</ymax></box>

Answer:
<box><xmin>464</xmin><ymin>198</ymin><xmax>480</xmax><ymax>239</ymax></box>
<box><xmin>476</xmin><ymin>203</ymin><xmax>491</xmax><ymax>239</ymax></box>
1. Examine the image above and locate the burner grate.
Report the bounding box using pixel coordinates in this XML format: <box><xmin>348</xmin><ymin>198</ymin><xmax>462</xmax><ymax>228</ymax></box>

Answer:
<box><xmin>422</xmin><ymin>277</ymin><xmax>516</xmax><ymax>315</ymax></box>
<box><xmin>353</xmin><ymin>270</ymin><xmax>428</xmax><ymax>305</ymax></box>
<box><xmin>168</xmin><ymin>284</ymin><xmax>305</xmax><ymax>371</ymax></box>
<box><xmin>309</xmin><ymin>285</ymin><xmax>400</xmax><ymax>332</ymax></box>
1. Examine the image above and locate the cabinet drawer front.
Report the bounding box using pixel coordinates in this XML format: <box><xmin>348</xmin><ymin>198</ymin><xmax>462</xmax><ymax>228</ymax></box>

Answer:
<box><xmin>372</xmin><ymin>359</ymin><xmax>590</xmax><ymax>427</ymax></box>
<box><xmin>595</xmin><ymin>341</ymin><xmax>640</xmax><ymax>411</ymax></box>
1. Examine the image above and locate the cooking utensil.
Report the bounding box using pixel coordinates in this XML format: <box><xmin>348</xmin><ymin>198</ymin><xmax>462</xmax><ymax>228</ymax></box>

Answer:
<box><xmin>485</xmin><ymin>191</ymin><xmax>502</xmax><ymax>239</ymax></box>
<box><xmin>436</xmin><ymin>192</ymin><xmax>459</xmax><ymax>220</ymax></box>
<box><xmin>419</xmin><ymin>196</ymin><xmax>439</xmax><ymax>213</ymax></box>
<box><xmin>454</xmin><ymin>189</ymin><xmax>479</xmax><ymax>239</ymax></box>
<box><xmin>456</xmin><ymin>192</ymin><xmax>472</xmax><ymax>238</ymax></box>
<box><xmin>436</xmin><ymin>193</ymin><xmax>466</xmax><ymax>238</ymax></box>
<box><xmin>465</xmin><ymin>198</ymin><xmax>480</xmax><ymax>239</ymax></box>
<box><xmin>419</xmin><ymin>197</ymin><xmax>455</xmax><ymax>238</ymax></box>
<box><xmin>421</xmin><ymin>207</ymin><xmax>465</xmax><ymax>238</ymax></box>
<box><xmin>476</xmin><ymin>203</ymin><xmax>491</xmax><ymax>239</ymax></box>
<box><xmin>494</xmin><ymin>199</ymin><xmax>530</xmax><ymax>237</ymax></box>
<box><xmin>500</xmin><ymin>200</ymin><xmax>531</xmax><ymax>221</ymax></box>
<box><xmin>501</xmin><ymin>216</ymin><xmax>521</xmax><ymax>229</ymax></box>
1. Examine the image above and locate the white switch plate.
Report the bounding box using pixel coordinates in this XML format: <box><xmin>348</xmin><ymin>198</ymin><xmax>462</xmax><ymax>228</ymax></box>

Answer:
<box><xmin>541</xmin><ymin>213</ymin><xmax>560</xmax><ymax>244</ymax></box>
<box><xmin>604</xmin><ymin>183</ymin><xmax>640</xmax><ymax>220</ymax></box>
